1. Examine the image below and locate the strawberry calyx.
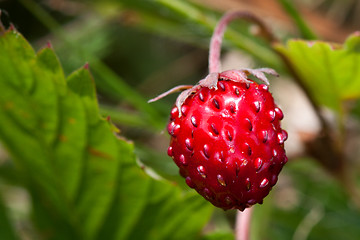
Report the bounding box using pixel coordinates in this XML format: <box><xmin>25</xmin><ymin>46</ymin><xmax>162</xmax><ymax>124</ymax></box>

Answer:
<box><xmin>219</xmin><ymin>68</ymin><xmax>279</xmax><ymax>85</ymax></box>
<box><xmin>149</xmin><ymin>68</ymin><xmax>278</xmax><ymax>117</ymax></box>
<box><xmin>176</xmin><ymin>68</ymin><xmax>278</xmax><ymax>117</ymax></box>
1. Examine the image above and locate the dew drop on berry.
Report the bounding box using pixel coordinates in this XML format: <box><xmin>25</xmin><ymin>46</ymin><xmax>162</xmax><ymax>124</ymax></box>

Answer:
<box><xmin>275</xmin><ymin>107</ymin><xmax>284</xmax><ymax>120</ymax></box>
<box><xmin>186</xmin><ymin>176</ymin><xmax>195</xmax><ymax>188</ymax></box>
<box><xmin>254</xmin><ymin>157</ymin><xmax>263</xmax><ymax>171</ymax></box>
<box><xmin>260</xmin><ymin>178</ymin><xmax>269</xmax><ymax>188</ymax></box>
<box><xmin>197</xmin><ymin>165</ymin><xmax>206</xmax><ymax>179</ymax></box>
<box><xmin>179</xmin><ymin>154</ymin><xmax>187</xmax><ymax>165</ymax></box>
<box><xmin>191</xmin><ymin>115</ymin><xmax>198</xmax><ymax>128</ymax></box>
<box><xmin>167</xmin><ymin>146</ymin><xmax>173</xmax><ymax>157</ymax></box>
<box><xmin>252</xmin><ymin>101</ymin><xmax>261</xmax><ymax>113</ymax></box>
<box><xmin>185</xmin><ymin>138</ymin><xmax>193</xmax><ymax>151</ymax></box>
<box><xmin>247</xmin><ymin>199</ymin><xmax>256</xmax><ymax>205</ymax></box>
<box><xmin>217</xmin><ymin>174</ymin><xmax>226</xmax><ymax>186</ymax></box>
<box><xmin>268</xmin><ymin>110</ymin><xmax>276</xmax><ymax>122</ymax></box>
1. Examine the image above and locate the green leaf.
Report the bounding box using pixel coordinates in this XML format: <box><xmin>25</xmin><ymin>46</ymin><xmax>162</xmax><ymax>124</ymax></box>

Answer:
<box><xmin>0</xmin><ymin>30</ymin><xmax>61</xmax><ymax>210</ymax></box>
<box><xmin>0</xmin><ymin>193</ymin><xmax>18</xmax><ymax>240</ymax></box>
<box><xmin>75</xmin><ymin>119</ymin><xmax>122</xmax><ymax>239</ymax></box>
<box><xmin>52</xmin><ymin>91</ymin><xmax>87</xmax><ymax>201</ymax></box>
<box><xmin>125</xmin><ymin>181</ymin><xmax>213</xmax><ymax>240</ymax></box>
<box><xmin>67</xmin><ymin>65</ymin><xmax>99</xmax><ymax>124</ymax></box>
<box><xmin>275</xmin><ymin>33</ymin><xmax>360</xmax><ymax>112</ymax></box>
<box><xmin>0</xmin><ymin>25</ymin><xmax>214</xmax><ymax>240</ymax></box>
<box><xmin>95</xmin><ymin>140</ymin><xmax>151</xmax><ymax>240</ymax></box>
<box><xmin>96</xmin><ymin>140</ymin><xmax>214</xmax><ymax>240</ymax></box>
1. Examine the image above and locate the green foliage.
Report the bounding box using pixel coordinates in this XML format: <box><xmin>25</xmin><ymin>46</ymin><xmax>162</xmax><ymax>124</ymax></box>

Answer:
<box><xmin>268</xmin><ymin>159</ymin><xmax>360</xmax><ymax>240</ymax></box>
<box><xmin>242</xmin><ymin>158</ymin><xmax>360</xmax><ymax>240</ymax></box>
<box><xmin>0</xmin><ymin>26</ymin><xmax>213</xmax><ymax>239</ymax></box>
<box><xmin>100</xmin><ymin>0</ymin><xmax>284</xmax><ymax>69</ymax></box>
<box><xmin>275</xmin><ymin>33</ymin><xmax>360</xmax><ymax>112</ymax></box>
<box><xmin>276</xmin><ymin>0</ymin><xmax>317</xmax><ymax>40</ymax></box>
<box><xmin>1</xmin><ymin>0</ymin><xmax>360</xmax><ymax>239</ymax></box>
<box><xmin>201</xmin><ymin>232</ymin><xmax>234</xmax><ymax>240</ymax></box>
<box><xmin>0</xmin><ymin>193</ymin><xmax>18</xmax><ymax>240</ymax></box>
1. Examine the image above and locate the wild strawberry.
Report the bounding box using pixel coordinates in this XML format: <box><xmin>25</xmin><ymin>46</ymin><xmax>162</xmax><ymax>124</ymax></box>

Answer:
<box><xmin>149</xmin><ymin>11</ymin><xmax>287</xmax><ymax>210</ymax></box>
<box><xmin>166</xmin><ymin>78</ymin><xmax>287</xmax><ymax>210</ymax></box>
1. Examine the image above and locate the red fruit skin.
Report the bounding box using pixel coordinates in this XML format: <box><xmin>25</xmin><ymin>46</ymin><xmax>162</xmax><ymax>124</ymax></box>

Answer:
<box><xmin>167</xmin><ymin>79</ymin><xmax>287</xmax><ymax>210</ymax></box>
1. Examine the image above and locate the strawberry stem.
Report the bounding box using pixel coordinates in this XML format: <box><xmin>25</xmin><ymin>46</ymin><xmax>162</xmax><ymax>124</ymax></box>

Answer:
<box><xmin>208</xmin><ymin>11</ymin><xmax>276</xmax><ymax>74</ymax></box>
<box><xmin>235</xmin><ymin>207</ymin><xmax>254</xmax><ymax>240</ymax></box>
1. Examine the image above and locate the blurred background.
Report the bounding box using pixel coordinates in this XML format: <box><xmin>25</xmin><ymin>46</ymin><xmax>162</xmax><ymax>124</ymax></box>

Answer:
<box><xmin>1</xmin><ymin>0</ymin><xmax>360</xmax><ymax>239</ymax></box>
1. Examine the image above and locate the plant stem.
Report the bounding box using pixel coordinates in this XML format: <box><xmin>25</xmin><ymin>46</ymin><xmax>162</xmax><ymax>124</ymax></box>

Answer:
<box><xmin>208</xmin><ymin>11</ymin><xmax>277</xmax><ymax>73</ymax></box>
<box><xmin>235</xmin><ymin>208</ymin><xmax>254</xmax><ymax>240</ymax></box>
<box><xmin>156</xmin><ymin>0</ymin><xmax>283</xmax><ymax>70</ymax></box>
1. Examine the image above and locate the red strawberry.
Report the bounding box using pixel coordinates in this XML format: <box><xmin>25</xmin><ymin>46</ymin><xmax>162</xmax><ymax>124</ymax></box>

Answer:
<box><xmin>167</xmin><ymin>78</ymin><xmax>287</xmax><ymax>210</ymax></box>
<box><xmin>149</xmin><ymin>11</ymin><xmax>287</xmax><ymax>210</ymax></box>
